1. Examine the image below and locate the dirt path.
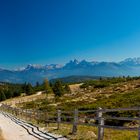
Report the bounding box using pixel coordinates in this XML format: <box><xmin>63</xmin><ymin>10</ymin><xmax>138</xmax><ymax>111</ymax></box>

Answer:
<box><xmin>0</xmin><ymin>113</ymin><xmax>38</xmax><ymax>140</ymax></box>
<box><xmin>0</xmin><ymin>129</ymin><xmax>4</xmax><ymax>140</ymax></box>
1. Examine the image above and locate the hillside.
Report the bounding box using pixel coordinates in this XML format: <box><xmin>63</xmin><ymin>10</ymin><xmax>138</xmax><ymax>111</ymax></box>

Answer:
<box><xmin>2</xmin><ymin>77</ymin><xmax>140</xmax><ymax>140</ymax></box>
<box><xmin>3</xmin><ymin>77</ymin><xmax>140</xmax><ymax>111</ymax></box>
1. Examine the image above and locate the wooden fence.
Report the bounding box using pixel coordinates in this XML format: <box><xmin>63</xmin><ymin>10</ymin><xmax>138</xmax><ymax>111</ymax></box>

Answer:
<box><xmin>0</xmin><ymin>104</ymin><xmax>140</xmax><ymax>140</ymax></box>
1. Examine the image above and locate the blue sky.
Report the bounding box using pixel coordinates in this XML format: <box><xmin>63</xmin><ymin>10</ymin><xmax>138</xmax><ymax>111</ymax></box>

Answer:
<box><xmin>0</xmin><ymin>0</ymin><xmax>140</xmax><ymax>69</ymax></box>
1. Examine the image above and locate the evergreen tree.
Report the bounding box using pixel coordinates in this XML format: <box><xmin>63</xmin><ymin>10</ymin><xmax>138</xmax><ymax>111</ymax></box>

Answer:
<box><xmin>22</xmin><ymin>82</ymin><xmax>27</xmax><ymax>93</ymax></box>
<box><xmin>53</xmin><ymin>80</ymin><xmax>64</xmax><ymax>97</ymax></box>
<box><xmin>4</xmin><ymin>90</ymin><xmax>13</xmax><ymax>99</ymax></box>
<box><xmin>34</xmin><ymin>82</ymin><xmax>42</xmax><ymax>91</ymax></box>
<box><xmin>36</xmin><ymin>82</ymin><xmax>40</xmax><ymax>87</ymax></box>
<box><xmin>0</xmin><ymin>90</ymin><xmax>6</xmax><ymax>101</ymax></box>
<box><xmin>49</xmin><ymin>82</ymin><xmax>53</xmax><ymax>88</ymax></box>
<box><xmin>43</xmin><ymin>79</ymin><xmax>53</xmax><ymax>94</ymax></box>
<box><xmin>25</xmin><ymin>83</ymin><xmax>34</xmax><ymax>95</ymax></box>
<box><xmin>64</xmin><ymin>84</ymin><xmax>71</xmax><ymax>94</ymax></box>
<box><xmin>13</xmin><ymin>90</ymin><xmax>21</xmax><ymax>97</ymax></box>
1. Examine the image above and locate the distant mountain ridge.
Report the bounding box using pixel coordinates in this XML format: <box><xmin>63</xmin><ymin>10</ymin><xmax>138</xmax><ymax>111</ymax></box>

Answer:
<box><xmin>1</xmin><ymin>58</ymin><xmax>140</xmax><ymax>84</ymax></box>
<box><xmin>50</xmin><ymin>75</ymin><xmax>105</xmax><ymax>84</ymax></box>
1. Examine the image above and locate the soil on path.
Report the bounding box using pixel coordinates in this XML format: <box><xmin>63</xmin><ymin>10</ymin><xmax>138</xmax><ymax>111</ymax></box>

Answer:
<box><xmin>0</xmin><ymin>113</ymin><xmax>38</xmax><ymax>140</ymax></box>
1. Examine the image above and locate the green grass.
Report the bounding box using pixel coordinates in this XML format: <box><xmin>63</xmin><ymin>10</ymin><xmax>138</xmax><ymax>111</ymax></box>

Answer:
<box><xmin>7</xmin><ymin>111</ymin><xmax>139</xmax><ymax>140</ymax></box>
<box><xmin>81</xmin><ymin>88</ymin><xmax>140</xmax><ymax>110</ymax></box>
<box><xmin>11</xmin><ymin>77</ymin><xmax>140</xmax><ymax>139</ymax></box>
<box><xmin>37</xmin><ymin>123</ymin><xmax>137</xmax><ymax>140</ymax></box>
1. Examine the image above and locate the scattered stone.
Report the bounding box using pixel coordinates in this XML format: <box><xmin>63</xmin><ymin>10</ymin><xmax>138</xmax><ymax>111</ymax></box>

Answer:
<box><xmin>85</xmin><ymin>131</ymin><xmax>96</xmax><ymax>139</ymax></box>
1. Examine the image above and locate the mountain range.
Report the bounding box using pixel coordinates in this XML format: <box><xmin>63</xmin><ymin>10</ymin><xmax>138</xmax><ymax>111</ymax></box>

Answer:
<box><xmin>1</xmin><ymin>57</ymin><xmax>140</xmax><ymax>84</ymax></box>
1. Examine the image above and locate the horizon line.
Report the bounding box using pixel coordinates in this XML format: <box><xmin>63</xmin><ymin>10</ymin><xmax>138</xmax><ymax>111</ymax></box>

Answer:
<box><xmin>0</xmin><ymin>57</ymin><xmax>140</xmax><ymax>71</ymax></box>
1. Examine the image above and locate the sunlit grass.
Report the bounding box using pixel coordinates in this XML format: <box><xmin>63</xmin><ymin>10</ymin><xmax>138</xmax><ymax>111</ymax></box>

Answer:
<box><xmin>31</xmin><ymin>122</ymin><xmax>138</xmax><ymax>140</ymax></box>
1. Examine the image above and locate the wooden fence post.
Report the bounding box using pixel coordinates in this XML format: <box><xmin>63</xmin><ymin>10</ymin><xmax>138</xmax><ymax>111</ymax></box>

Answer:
<box><xmin>45</xmin><ymin>111</ymin><xmax>49</xmax><ymax>127</ymax></box>
<box><xmin>14</xmin><ymin>108</ymin><xmax>16</xmax><ymax>116</ymax></box>
<box><xmin>29</xmin><ymin>110</ymin><xmax>31</xmax><ymax>121</ymax></box>
<box><xmin>57</xmin><ymin>110</ymin><xmax>61</xmax><ymax>130</ymax></box>
<box><xmin>33</xmin><ymin>109</ymin><xmax>35</xmax><ymax>121</ymax></box>
<box><xmin>97</xmin><ymin>107</ymin><xmax>104</xmax><ymax>140</ymax></box>
<box><xmin>26</xmin><ymin>109</ymin><xmax>28</xmax><ymax>121</ymax></box>
<box><xmin>72</xmin><ymin>109</ymin><xmax>78</xmax><ymax>135</ymax></box>
<box><xmin>37</xmin><ymin>110</ymin><xmax>40</xmax><ymax>124</ymax></box>
<box><xmin>20</xmin><ymin>109</ymin><xmax>23</xmax><ymax>119</ymax></box>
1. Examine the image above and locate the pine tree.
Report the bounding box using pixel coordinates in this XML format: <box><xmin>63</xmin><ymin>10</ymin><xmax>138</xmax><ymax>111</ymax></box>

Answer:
<box><xmin>36</xmin><ymin>82</ymin><xmax>40</xmax><ymax>87</ymax></box>
<box><xmin>64</xmin><ymin>84</ymin><xmax>71</xmax><ymax>94</ymax></box>
<box><xmin>13</xmin><ymin>90</ymin><xmax>21</xmax><ymax>97</ymax></box>
<box><xmin>22</xmin><ymin>82</ymin><xmax>27</xmax><ymax>93</ymax></box>
<box><xmin>43</xmin><ymin>79</ymin><xmax>53</xmax><ymax>94</ymax></box>
<box><xmin>0</xmin><ymin>90</ymin><xmax>6</xmax><ymax>101</ymax></box>
<box><xmin>4</xmin><ymin>90</ymin><xmax>13</xmax><ymax>99</ymax></box>
<box><xmin>53</xmin><ymin>80</ymin><xmax>64</xmax><ymax>97</ymax></box>
<box><xmin>49</xmin><ymin>82</ymin><xmax>53</xmax><ymax>88</ymax></box>
<box><xmin>25</xmin><ymin>83</ymin><xmax>34</xmax><ymax>95</ymax></box>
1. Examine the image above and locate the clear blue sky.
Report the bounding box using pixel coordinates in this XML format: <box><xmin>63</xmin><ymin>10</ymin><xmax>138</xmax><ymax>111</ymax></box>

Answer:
<box><xmin>0</xmin><ymin>0</ymin><xmax>140</xmax><ymax>69</ymax></box>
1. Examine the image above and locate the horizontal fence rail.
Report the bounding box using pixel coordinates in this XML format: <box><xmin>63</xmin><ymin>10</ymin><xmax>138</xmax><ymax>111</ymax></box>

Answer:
<box><xmin>0</xmin><ymin>104</ymin><xmax>140</xmax><ymax>140</ymax></box>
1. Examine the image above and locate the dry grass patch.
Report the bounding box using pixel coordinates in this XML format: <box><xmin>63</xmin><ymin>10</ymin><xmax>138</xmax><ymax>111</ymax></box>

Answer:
<box><xmin>40</xmin><ymin>123</ymin><xmax>137</xmax><ymax>140</ymax></box>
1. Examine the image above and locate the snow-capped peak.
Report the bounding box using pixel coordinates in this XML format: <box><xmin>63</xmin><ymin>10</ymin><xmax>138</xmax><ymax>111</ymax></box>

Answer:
<box><xmin>120</xmin><ymin>57</ymin><xmax>140</xmax><ymax>65</ymax></box>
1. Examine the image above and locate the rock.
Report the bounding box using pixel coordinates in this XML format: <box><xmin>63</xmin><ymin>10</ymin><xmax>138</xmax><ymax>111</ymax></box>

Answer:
<box><xmin>85</xmin><ymin>131</ymin><xmax>96</xmax><ymax>139</ymax></box>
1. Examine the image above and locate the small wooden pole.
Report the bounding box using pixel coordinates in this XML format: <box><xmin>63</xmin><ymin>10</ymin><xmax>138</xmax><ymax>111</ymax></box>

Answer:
<box><xmin>33</xmin><ymin>109</ymin><xmax>35</xmax><ymax>121</ymax></box>
<box><xmin>45</xmin><ymin>111</ymin><xmax>49</xmax><ymax>127</ymax></box>
<box><xmin>97</xmin><ymin>107</ymin><xmax>104</xmax><ymax>140</ymax></box>
<box><xmin>26</xmin><ymin>109</ymin><xmax>28</xmax><ymax>121</ymax></box>
<box><xmin>72</xmin><ymin>109</ymin><xmax>78</xmax><ymax>134</ymax></box>
<box><xmin>21</xmin><ymin>109</ymin><xmax>23</xmax><ymax>119</ymax></box>
<box><xmin>57</xmin><ymin>110</ymin><xmax>61</xmax><ymax>130</ymax></box>
<box><xmin>37</xmin><ymin>110</ymin><xmax>40</xmax><ymax>124</ymax></box>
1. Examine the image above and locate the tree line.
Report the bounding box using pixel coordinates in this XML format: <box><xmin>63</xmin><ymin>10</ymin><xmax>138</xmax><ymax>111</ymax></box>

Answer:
<box><xmin>0</xmin><ymin>79</ymin><xmax>71</xmax><ymax>102</ymax></box>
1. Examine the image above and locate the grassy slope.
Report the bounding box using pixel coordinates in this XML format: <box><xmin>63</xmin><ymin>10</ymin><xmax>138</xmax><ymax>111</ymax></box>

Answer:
<box><xmin>21</xmin><ymin>79</ymin><xmax>140</xmax><ymax>111</ymax></box>
<box><xmin>2</xmin><ymin>78</ymin><xmax>140</xmax><ymax>140</ymax></box>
